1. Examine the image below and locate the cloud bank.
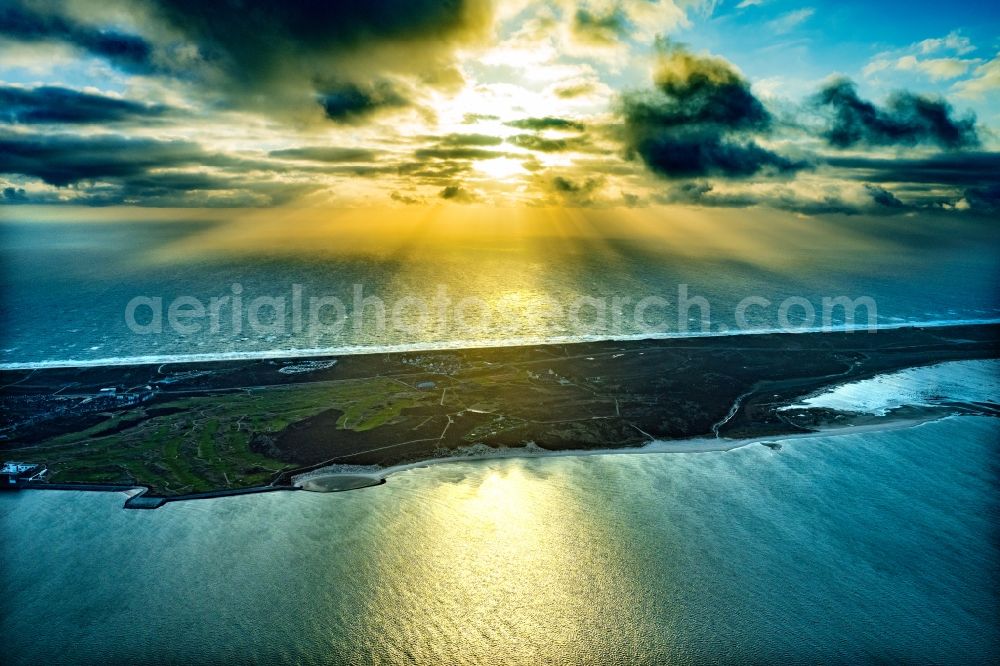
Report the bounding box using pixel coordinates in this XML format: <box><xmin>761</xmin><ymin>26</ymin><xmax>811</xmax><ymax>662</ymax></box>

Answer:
<box><xmin>0</xmin><ymin>1</ymin><xmax>997</xmax><ymax>214</ymax></box>
<box><xmin>620</xmin><ymin>40</ymin><xmax>802</xmax><ymax>178</ymax></box>
<box><xmin>814</xmin><ymin>78</ymin><xmax>979</xmax><ymax>149</ymax></box>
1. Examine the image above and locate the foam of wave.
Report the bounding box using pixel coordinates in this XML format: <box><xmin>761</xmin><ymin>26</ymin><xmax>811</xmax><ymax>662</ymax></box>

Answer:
<box><xmin>782</xmin><ymin>359</ymin><xmax>1000</xmax><ymax>416</ymax></box>
<box><xmin>2</xmin><ymin>318</ymin><xmax>997</xmax><ymax>370</ymax></box>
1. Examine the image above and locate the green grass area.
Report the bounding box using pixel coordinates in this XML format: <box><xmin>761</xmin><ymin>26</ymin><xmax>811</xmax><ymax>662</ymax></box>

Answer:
<box><xmin>340</xmin><ymin>392</ymin><xmax>422</xmax><ymax>431</ymax></box>
<box><xmin>14</xmin><ymin>377</ymin><xmax>434</xmax><ymax>495</ymax></box>
<box><xmin>197</xmin><ymin>420</ymin><xmax>218</xmax><ymax>461</ymax></box>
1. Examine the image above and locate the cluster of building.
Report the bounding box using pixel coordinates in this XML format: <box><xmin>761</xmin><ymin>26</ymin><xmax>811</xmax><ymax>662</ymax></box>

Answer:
<box><xmin>1</xmin><ymin>388</ymin><xmax>155</xmax><ymax>441</ymax></box>
<box><xmin>1</xmin><ymin>461</ymin><xmax>46</xmax><ymax>488</ymax></box>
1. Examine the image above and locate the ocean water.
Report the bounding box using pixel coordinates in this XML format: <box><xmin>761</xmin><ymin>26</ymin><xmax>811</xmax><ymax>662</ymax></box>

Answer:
<box><xmin>2</xmin><ymin>209</ymin><xmax>998</xmax><ymax>366</ymax></box>
<box><xmin>783</xmin><ymin>359</ymin><xmax>1000</xmax><ymax>415</ymax></box>
<box><xmin>2</xmin><ymin>212</ymin><xmax>998</xmax><ymax>664</ymax></box>
<box><xmin>2</xmin><ymin>415</ymin><xmax>998</xmax><ymax>665</ymax></box>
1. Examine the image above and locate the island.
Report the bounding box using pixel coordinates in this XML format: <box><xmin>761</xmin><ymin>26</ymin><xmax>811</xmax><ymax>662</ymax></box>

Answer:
<box><xmin>2</xmin><ymin>323</ymin><xmax>997</xmax><ymax>505</ymax></box>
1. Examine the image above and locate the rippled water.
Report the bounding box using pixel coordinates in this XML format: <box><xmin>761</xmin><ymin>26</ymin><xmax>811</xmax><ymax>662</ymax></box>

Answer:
<box><xmin>3</xmin><ymin>213</ymin><xmax>998</xmax><ymax>662</ymax></box>
<box><xmin>2</xmin><ymin>210</ymin><xmax>998</xmax><ymax>365</ymax></box>
<box><xmin>2</xmin><ymin>416</ymin><xmax>998</xmax><ymax>665</ymax></box>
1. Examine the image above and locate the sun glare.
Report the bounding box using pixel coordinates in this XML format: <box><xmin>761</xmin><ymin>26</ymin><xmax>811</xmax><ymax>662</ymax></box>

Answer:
<box><xmin>474</xmin><ymin>156</ymin><xmax>527</xmax><ymax>180</ymax></box>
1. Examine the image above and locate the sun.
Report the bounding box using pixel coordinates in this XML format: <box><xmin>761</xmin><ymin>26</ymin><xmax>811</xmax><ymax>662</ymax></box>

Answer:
<box><xmin>474</xmin><ymin>156</ymin><xmax>528</xmax><ymax>180</ymax></box>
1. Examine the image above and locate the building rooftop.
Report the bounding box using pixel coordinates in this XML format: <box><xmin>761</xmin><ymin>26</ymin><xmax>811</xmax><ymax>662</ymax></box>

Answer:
<box><xmin>2</xmin><ymin>462</ymin><xmax>40</xmax><ymax>474</ymax></box>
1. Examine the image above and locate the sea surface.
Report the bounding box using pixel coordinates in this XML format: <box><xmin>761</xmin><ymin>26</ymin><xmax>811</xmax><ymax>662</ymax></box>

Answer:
<box><xmin>2</xmin><ymin>377</ymin><xmax>998</xmax><ymax>664</ymax></box>
<box><xmin>783</xmin><ymin>358</ymin><xmax>1000</xmax><ymax>415</ymax></box>
<box><xmin>2</xmin><ymin>209</ymin><xmax>998</xmax><ymax>366</ymax></box>
<box><xmin>2</xmin><ymin>211</ymin><xmax>998</xmax><ymax>663</ymax></box>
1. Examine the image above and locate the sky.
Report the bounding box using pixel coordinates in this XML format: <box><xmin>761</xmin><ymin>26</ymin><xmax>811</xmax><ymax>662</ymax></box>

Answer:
<box><xmin>0</xmin><ymin>0</ymin><xmax>998</xmax><ymax>213</ymax></box>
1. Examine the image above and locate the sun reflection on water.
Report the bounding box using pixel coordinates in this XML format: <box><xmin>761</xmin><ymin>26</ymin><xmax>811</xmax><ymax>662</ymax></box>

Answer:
<box><xmin>357</xmin><ymin>461</ymin><xmax>651</xmax><ymax>663</ymax></box>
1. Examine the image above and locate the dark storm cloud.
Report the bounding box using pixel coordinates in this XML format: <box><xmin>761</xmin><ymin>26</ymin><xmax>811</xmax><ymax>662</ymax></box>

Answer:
<box><xmin>502</xmin><ymin>116</ymin><xmax>593</xmax><ymax>153</ymax></box>
<box><xmin>551</xmin><ymin>81</ymin><xmax>598</xmax><ymax>98</ymax></box>
<box><xmin>552</xmin><ymin>176</ymin><xmax>580</xmax><ymax>193</ymax></box>
<box><xmin>629</xmin><ymin>135</ymin><xmax>799</xmax><ymax>178</ymax></box>
<box><xmin>547</xmin><ymin>175</ymin><xmax>604</xmax><ymax>204</ymax></box>
<box><xmin>0</xmin><ymin>132</ymin><xmax>209</xmax><ymax>186</ymax></box>
<box><xmin>438</xmin><ymin>133</ymin><xmax>504</xmax><ymax>147</ymax></box>
<box><xmin>0</xmin><ymin>131</ymin><xmax>328</xmax><ymax>206</ymax></box>
<box><xmin>107</xmin><ymin>172</ymin><xmax>318</xmax><ymax>206</ymax></box>
<box><xmin>142</xmin><ymin>0</ymin><xmax>491</xmax><ymax>118</ymax></box>
<box><xmin>0</xmin><ymin>130</ymin><xmax>290</xmax><ymax>184</ymax></box>
<box><xmin>963</xmin><ymin>185</ymin><xmax>1000</xmax><ymax>213</ymax></box>
<box><xmin>408</xmin><ymin>127</ymin><xmax>534</xmax><ymax>187</ymax></box>
<box><xmin>508</xmin><ymin>134</ymin><xmax>576</xmax><ymax>152</ymax></box>
<box><xmin>269</xmin><ymin>147</ymin><xmax>378</xmax><ymax>162</ymax></box>
<box><xmin>824</xmin><ymin>152</ymin><xmax>1000</xmax><ymax>187</ymax></box>
<box><xmin>656</xmin><ymin>149</ymin><xmax>1000</xmax><ymax>214</ymax></box>
<box><xmin>864</xmin><ymin>184</ymin><xmax>905</xmax><ymax>209</ymax></box>
<box><xmin>397</xmin><ymin>161</ymin><xmax>472</xmax><ymax>184</ymax></box>
<box><xmin>3</xmin><ymin>186</ymin><xmax>28</xmax><ymax>202</ymax></box>
<box><xmin>54</xmin><ymin>173</ymin><xmax>314</xmax><ymax>207</ymax></box>
<box><xmin>76</xmin><ymin>171</ymin><xmax>249</xmax><ymax>205</ymax></box>
<box><xmin>510</xmin><ymin>134</ymin><xmax>559</xmax><ymax>151</ymax></box>
<box><xmin>657</xmin><ymin>181</ymin><xmax>870</xmax><ymax>216</ymax></box>
<box><xmin>0</xmin><ymin>85</ymin><xmax>171</xmax><ymax>124</ymax></box>
<box><xmin>2</xmin><ymin>1</ymin><xmax>491</xmax><ymax>121</ymax></box>
<box><xmin>390</xmin><ymin>190</ymin><xmax>423</xmax><ymax>205</ymax></box>
<box><xmin>0</xmin><ymin>3</ymin><xmax>154</xmax><ymax>73</ymax></box>
<box><xmin>317</xmin><ymin>81</ymin><xmax>409</xmax><ymax>123</ymax></box>
<box><xmin>148</xmin><ymin>0</ymin><xmax>484</xmax><ymax>82</ymax></box>
<box><xmin>439</xmin><ymin>184</ymin><xmax>479</xmax><ymax>202</ymax></box>
<box><xmin>814</xmin><ymin>78</ymin><xmax>979</xmax><ymax>149</ymax></box>
<box><xmin>506</xmin><ymin>117</ymin><xmax>585</xmax><ymax>131</ymax></box>
<box><xmin>826</xmin><ymin>151</ymin><xmax>1000</xmax><ymax>213</ymax></box>
<box><xmin>572</xmin><ymin>7</ymin><xmax>630</xmax><ymax>45</ymax></box>
<box><xmin>641</xmin><ymin>43</ymin><xmax>770</xmax><ymax>131</ymax></box>
<box><xmin>620</xmin><ymin>40</ymin><xmax>802</xmax><ymax>179</ymax></box>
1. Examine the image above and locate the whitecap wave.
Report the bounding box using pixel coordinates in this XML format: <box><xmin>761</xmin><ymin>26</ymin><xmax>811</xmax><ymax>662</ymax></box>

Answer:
<box><xmin>2</xmin><ymin>318</ymin><xmax>996</xmax><ymax>370</ymax></box>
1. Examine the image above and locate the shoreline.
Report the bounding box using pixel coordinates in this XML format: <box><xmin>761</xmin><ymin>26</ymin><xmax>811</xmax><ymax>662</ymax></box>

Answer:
<box><xmin>296</xmin><ymin>413</ymin><xmax>950</xmax><ymax>487</ymax></box>
<box><xmin>16</xmin><ymin>480</ymin><xmax>299</xmax><ymax>509</ymax></box>
<box><xmin>5</xmin><ymin>323</ymin><xmax>996</xmax><ymax>502</ymax></box>
<box><xmin>3</xmin><ymin>317</ymin><xmax>999</xmax><ymax>371</ymax></box>
<box><xmin>10</xmin><ymin>413</ymin><xmax>965</xmax><ymax>507</ymax></box>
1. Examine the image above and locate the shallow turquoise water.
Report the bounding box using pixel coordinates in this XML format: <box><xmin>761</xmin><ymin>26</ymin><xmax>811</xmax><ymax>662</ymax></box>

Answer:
<box><xmin>2</xmin><ymin>417</ymin><xmax>997</xmax><ymax>665</ymax></box>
